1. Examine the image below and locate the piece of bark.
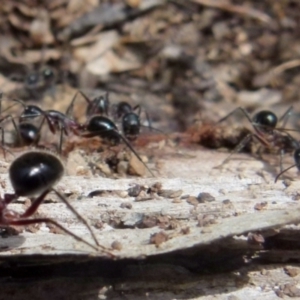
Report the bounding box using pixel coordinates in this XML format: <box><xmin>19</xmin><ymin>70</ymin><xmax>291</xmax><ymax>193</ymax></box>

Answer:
<box><xmin>0</xmin><ymin>149</ymin><xmax>300</xmax><ymax>299</ymax></box>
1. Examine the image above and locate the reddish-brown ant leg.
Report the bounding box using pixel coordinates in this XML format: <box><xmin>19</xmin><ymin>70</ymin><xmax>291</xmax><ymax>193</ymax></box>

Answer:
<box><xmin>7</xmin><ymin>218</ymin><xmax>99</xmax><ymax>251</ymax></box>
<box><xmin>19</xmin><ymin>188</ymin><xmax>101</xmax><ymax>249</ymax></box>
<box><xmin>218</xmin><ymin>132</ymin><xmax>270</xmax><ymax>166</ymax></box>
<box><xmin>279</xmin><ymin>106</ymin><xmax>293</xmax><ymax>129</ymax></box>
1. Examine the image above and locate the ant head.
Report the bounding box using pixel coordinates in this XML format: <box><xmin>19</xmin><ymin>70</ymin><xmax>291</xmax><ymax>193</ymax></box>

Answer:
<box><xmin>25</xmin><ymin>72</ymin><xmax>40</xmax><ymax>88</ymax></box>
<box><xmin>9</xmin><ymin>151</ymin><xmax>64</xmax><ymax>197</ymax></box>
<box><xmin>18</xmin><ymin>122</ymin><xmax>40</xmax><ymax>146</ymax></box>
<box><xmin>42</xmin><ymin>67</ymin><xmax>56</xmax><ymax>84</ymax></box>
<box><xmin>122</xmin><ymin>112</ymin><xmax>140</xmax><ymax>139</ymax></box>
<box><xmin>116</xmin><ymin>102</ymin><xmax>132</xmax><ymax>118</ymax></box>
<box><xmin>86</xmin><ymin>93</ymin><xmax>109</xmax><ymax>116</ymax></box>
<box><xmin>252</xmin><ymin>110</ymin><xmax>277</xmax><ymax>131</ymax></box>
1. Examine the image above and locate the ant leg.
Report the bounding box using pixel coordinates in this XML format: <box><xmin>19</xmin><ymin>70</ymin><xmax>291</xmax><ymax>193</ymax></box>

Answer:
<box><xmin>279</xmin><ymin>106</ymin><xmax>293</xmax><ymax>129</ymax></box>
<box><xmin>217</xmin><ymin>130</ymin><xmax>272</xmax><ymax>167</ymax></box>
<box><xmin>103</xmin><ymin>92</ymin><xmax>110</xmax><ymax>116</ymax></box>
<box><xmin>279</xmin><ymin>149</ymin><xmax>285</xmax><ymax>173</ymax></box>
<box><xmin>19</xmin><ymin>188</ymin><xmax>108</xmax><ymax>253</ymax></box>
<box><xmin>4</xmin><ymin>193</ymin><xmax>18</xmax><ymax>205</ymax></box>
<box><xmin>134</xmin><ymin>104</ymin><xmax>154</xmax><ymax>132</ymax></box>
<box><xmin>1</xmin><ymin>114</ymin><xmax>21</xmax><ymax>144</ymax></box>
<box><xmin>65</xmin><ymin>91</ymin><xmax>91</xmax><ymax>117</ymax></box>
<box><xmin>275</xmin><ymin>164</ymin><xmax>297</xmax><ymax>183</ymax></box>
<box><xmin>219</xmin><ymin>133</ymin><xmax>253</xmax><ymax>166</ymax></box>
<box><xmin>65</xmin><ymin>91</ymin><xmax>80</xmax><ymax>116</ymax></box>
<box><xmin>116</xmin><ymin>131</ymin><xmax>154</xmax><ymax>177</ymax></box>
<box><xmin>217</xmin><ymin>107</ymin><xmax>253</xmax><ymax>125</ymax></box>
<box><xmin>57</xmin><ymin>125</ymin><xmax>65</xmax><ymax>154</ymax></box>
<box><xmin>20</xmin><ymin>190</ymin><xmax>50</xmax><ymax>218</ymax></box>
<box><xmin>52</xmin><ymin>188</ymin><xmax>102</xmax><ymax>249</ymax></box>
<box><xmin>8</xmin><ymin>218</ymin><xmax>100</xmax><ymax>252</ymax></box>
<box><xmin>0</xmin><ymin>126</ymin><xmax>14</xmax><ymax>160</ymax></box>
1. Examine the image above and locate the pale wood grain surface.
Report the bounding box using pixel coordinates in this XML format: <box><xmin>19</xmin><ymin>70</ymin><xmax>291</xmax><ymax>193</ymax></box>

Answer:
<box><xmin>0</xmin><ymin>148</ymin><xmax>299</xmax><ymax>299</ymax></box>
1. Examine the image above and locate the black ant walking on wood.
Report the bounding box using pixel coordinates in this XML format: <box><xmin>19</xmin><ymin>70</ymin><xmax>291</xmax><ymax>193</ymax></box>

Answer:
<box><xmin>113</xmin><ymin>100</ymin><xmax>166</xmax><ymax>142</ymax></box>
<box><xmin>2</xmin><ymin>151</ymin><xmax>112</xmax><ymax>254</ymax></box>
<box><xmin>14</xmin><ymin>99</ymin><xmax>80</xmax><ymax>154</ymax></box>
<box><xmin>79</xmin><ymin>115</ymin><xmax>155</xmax><ymax>176</ymax></box>
<box><xmin>215</xmin><ymin>106</ymin><xmax>298</xmax><ymax>169</ymax></box>
<box><xmin>65</xmin><ymin>91</ymin><xmax>155</xmax><ymax>176</ymax></box>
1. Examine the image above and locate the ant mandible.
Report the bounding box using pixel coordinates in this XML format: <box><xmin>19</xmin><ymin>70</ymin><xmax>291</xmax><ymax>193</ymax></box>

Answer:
<box><xmin>216</xmin><ymin>106</ymin><xmax>298</xmax><ymax>168</ymax></box>
<box><xmin>3</xmin><ymin>151</ymin><xmax>112</xmax><ymax>254</ymax></box>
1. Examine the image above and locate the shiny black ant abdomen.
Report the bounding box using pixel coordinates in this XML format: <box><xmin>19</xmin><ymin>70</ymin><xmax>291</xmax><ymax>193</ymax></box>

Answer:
<box><xmin>85</xmin><ymin>115</ymin><xmax>120</xmax><ymax>145</ymax></box>
<box><xmin>4</xmin><ymin>151</ymin><xmax>111</xmax><ymax>253</ymax></box>
<box><xmin>9</xmin><ymin>151</ymin><xmax>64</xmax><ymax>197</ymax></box>
<box><xmin>81</xmin><ymin>115</ymin><xmax>154</xmax><ymax>176</ymax></box>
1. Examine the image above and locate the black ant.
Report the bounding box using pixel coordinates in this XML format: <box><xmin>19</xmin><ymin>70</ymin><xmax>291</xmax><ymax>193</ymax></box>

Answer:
<box><xmin>65</xmin><ymin>93</ymin><xmax>154</xmax><ymax>176</ymax></box>
<box><xmin>216</xmin><ymin>107</ymin><xmax>298</xmax><ymax>167</ymax></box>
<box><xmin>23</xmin><ymin>45</ymin><xmax>58</xmax><ymax>100</ymax></box>
<box><xmin>113</xmin><ymin>101</ymin><xmax>143</xmax><ymax>141</ymax></box>
<box><xmin>66</xmin><ymin>91</ymin><xmax>110</xmax><ymax>118</ymax></box>
<box><xmin>80</xmin><ymin>115</ymin><xmax>154</xmax><ymax>176</ymax></box>
<box><xmin>3</xmin><ymin>151</ymin><xmax>111</xmax><ymax>253</ymax></box>
<box><xmin>14</xmin><ymin>99</ymin><xmax>80</xmax><ymax>153</ymax></box>
<box><xmin>112</xmin><ymin>101</ymin><xmax>164</xmax><ymax>142</ymax></box>
<box><xmin>25</xmin><ymin>67</ymin><xmax>55</xmax><ymax>90</ymax></box>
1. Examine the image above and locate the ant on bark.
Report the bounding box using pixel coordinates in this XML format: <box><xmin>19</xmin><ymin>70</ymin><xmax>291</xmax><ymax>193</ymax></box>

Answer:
<box><xmin>113</xmin><ymin>101</ymin><xmax>166</xmax><ymax>142</ymax></box>
<box><xmin>80</xmin><ymin>115</ymin><xmax>155</xmax><ymax>176</ymax></box>
<box><xmin>65</xmin><ymin>91</ymin><xmax>154</xmax><ymax>176</ymax></box>
<box><xmin>14</xmin><ymin>97</ymin><xmax>154</xmax><ymax>176</ymax></box>
<box><xmin>13</xmin><ymin>99</ymin><xmax>80</xmax><ymax>153</ymax></box>
<box><xmin>1</xmin><ymin>150</ymin><xmax>112</xmax><ymax>254</ymax></box>
<box><xmin>113</xmin><ymin>101</ymin><xmax>149</xmax><ymax>141</ymax></box>
<box><xmin>215</xmin><ymin>107</ymin><xmax>298</xmax><ymax>170</ymax></box>
<box><xmin>66</xmin><ymin>91</ymin><xmax>157</xmax><ymax>141</ymax></box>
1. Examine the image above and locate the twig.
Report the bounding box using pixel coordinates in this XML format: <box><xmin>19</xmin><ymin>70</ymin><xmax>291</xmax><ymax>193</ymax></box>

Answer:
<box><xmin>190</xmin><ymin>0</ymin><xmax>272</xmax><ymax>24</ymax></box>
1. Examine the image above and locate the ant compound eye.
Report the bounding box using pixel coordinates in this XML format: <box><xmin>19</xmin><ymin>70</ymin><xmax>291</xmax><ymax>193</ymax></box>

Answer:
<box><xmin>25</xmin><ymin>72</ymin><xmax>39</xmax><ymax>87</ymax></box>
<box><xmin>43</xmin><ymin>68</ymin><xmax>54</xmax><ymax>79</ymax></box>
<box><xmin>42</xmin><ymin>68</ymin><xmax>55</xmax><ymax>84</ymax></box>
<box><xmin>9</xmin><ymin>151</ymin><xmax>64</xmax><ymax>197</ymax></box>
<box><xmin>252</xmin><ymin>111</ymin><xmax>277</xmax><ymax>130</ymax></box>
